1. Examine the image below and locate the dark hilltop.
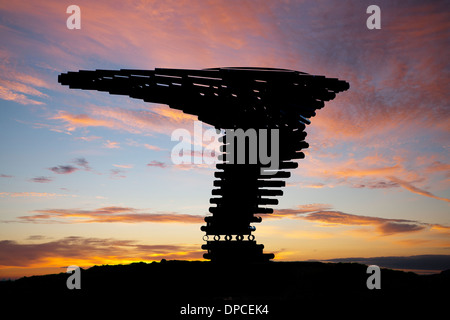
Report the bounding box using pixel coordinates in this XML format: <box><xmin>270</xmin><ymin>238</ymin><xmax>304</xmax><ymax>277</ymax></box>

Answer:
<box><xmin>1</xmin><ymin>260</ymin><xmax>448</xmax><ymax>318</ymax></box>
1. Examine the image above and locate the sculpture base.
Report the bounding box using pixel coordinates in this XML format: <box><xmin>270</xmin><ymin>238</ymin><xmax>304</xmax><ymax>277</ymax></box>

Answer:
<box><xmin>202</xmin><ymin>240</ymin><xmax>274</xmax><ymax>262</ymax></box>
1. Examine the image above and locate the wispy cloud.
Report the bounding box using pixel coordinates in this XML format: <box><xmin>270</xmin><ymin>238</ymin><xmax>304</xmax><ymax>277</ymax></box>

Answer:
<box><xmin>425</xmin><ymin>161</ymin><xmax>450</xmax><ymax>177</ymax></box>
<box><xmin>388</xmin><ymin>176</ymin><xmax>450</xmax><ymax>203</ymax></box>
<box><xmin>267</xmin><ymin>204</ymin><xmax>449</xmax><ymax>236</ymax></box>
<box><xmin>144</xmin><ymin>144</ymin><xmax>163</xmax><ymax>151</ymax></box>
<box><xmin>113</xmin><ymin>164</ymin><xmax>133</xmax><ymax>169</ymax></box>
<box><xmin>0</xmin><ymin>57</ymin><xmax>50</xmax><ymax>105</ymax></box>
<box><xmin>0</xmin><ymin>192</ymin><xmax>72</xmax><ymax>198</ymax></box>
<box><xmin>0</xmin><ymin>174</ymin><xmax>13</xmax><ymax>178</ymax></box>
<box><xmin>294</xmin><ymin>153</ymin><xmax>449</xmax><ymax>203</ymax></box>
<box><xmin>18</xmin><ymin>206</ymin><xmax>204</xmax><ymax>224</ymax></box>
<box><xmin>0</xmin><ymin>86</ymin><xmax>44</xmax><ymax>105</ymax></box>
<box><xmin>103</xmin><ymin>140</ymin><xmax>120</xmax><ymax>149</ymax></box>
<box><xmin>50</xmin><ymin>111</ymin><xmax>114</xmax><ymax>132</ymax></box>
<box><xmin>301</xmin><ymin>183</ymin><xmax>326</xmax><ymax>189</ymax></box>
<box><xmin>49</xmin><ymin>165</ymin><xmax>78</xmax><ymax>175</ymax></box>
<box><xmin>147</xmin><ymin>160</ymin><xmax>168</xmax><ymax>169</ymax></box>
<box><xmin>125</xmin><ymin>139</ymin><xmax>166</xmax><ymax>151</ymax></box>
<box><xmin>76</xmin><ymin>136</ymin><xmax>102</xmax><ymax>142</ymax></box>
<box><xmin>73</xmin><ymin>157</ymin><xmax>92</xmax><ymax>171</ymax></box>
<box><xmin>110</xmin><ymin>169</ymin><xmax>126</xmax><ymax>179</ymax></box>
<box><xmin>50</xmin><ymin>105</ymin><xmax>199</xmax><ymax>137</ymax></box>
<box><xmin>29</xmin><ymin>176</ymin><xmax>53</xmax><ymax>183</ymax></box>
<box><xmin>26</xmin><ymin>235</ymin><xmax>51</xmax><ymax>241</ymax></box>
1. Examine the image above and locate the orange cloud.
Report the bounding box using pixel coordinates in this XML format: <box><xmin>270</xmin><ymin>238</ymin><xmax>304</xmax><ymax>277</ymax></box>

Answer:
<box><xmin>0</xmin><ymin>50</ymin><xmax>53</xmax><ymax>105</ymax></box>
<box><xmin>303</xmin><ymin>183</ymin><xmax>326</xmax><ymax>189</ymax></box>
<box><xmin>51</xmin><ymin>111</ymin><xmax>114</xmax><ymax>132</ymax></box>
<box><xmin>0</xmin><ymin>236</ymin><xmax>203</xmax><ymax>269</ymax></box>
<box><xmin>18</xmin><ymin>206</ymin><xmax>205</xmax><ymax>224</ymax></box>
<box><xmin>151</xmin><ymin>106</ymin><xmax>198</xmax><ymax>123</ymax></box>
<box><xmin>333</xmin><ymin>165</ymin><xmax>401</xmax><ymax>178</ymax></box>
<box><xmin>0</xmin><ymin>85</ymin><xmax>44</xmax><ymax>105</ymax></box>
<box><xmin>0</xmin><ymin>79</ymin><xmax>47</xmax><ymax>98</ymax></box>
<box><xmin>50</xmin><ymin>104</ymin><xmax>201</xmax><ymax>137</ymax></box>
<box><xmin>267</xmin><ymin>203</ymin><xmax>332</xmax><ymax>219</ymax></box>
<box><xmin>267</xmin><ymin>204</ymin><xmax>448</xmax><ymax>236</ymax></box>
<box><xmin>89</xmin><ymin>105</ymin><xmax>198</xmax><ymax>135</ymax></box>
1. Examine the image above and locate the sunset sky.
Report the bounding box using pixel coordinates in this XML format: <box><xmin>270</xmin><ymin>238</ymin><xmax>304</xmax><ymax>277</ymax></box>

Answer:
<box><xmin>0</xmin><ymin>0</ymin><xmax>449</xmax><ymax>279</ymax></box>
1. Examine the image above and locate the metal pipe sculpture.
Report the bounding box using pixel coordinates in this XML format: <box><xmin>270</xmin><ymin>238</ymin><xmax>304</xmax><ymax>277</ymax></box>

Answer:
<box><xmin>58</xmin><ymin>67</ymin><xmax>349</xmax><ymax>262</ymax></box>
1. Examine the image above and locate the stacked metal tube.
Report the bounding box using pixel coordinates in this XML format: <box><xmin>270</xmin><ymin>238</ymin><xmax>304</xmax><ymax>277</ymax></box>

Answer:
<box><xmin>58</xmin><ymin>67</ymin><xmax>349</xmax><ymax>262</ymax></box>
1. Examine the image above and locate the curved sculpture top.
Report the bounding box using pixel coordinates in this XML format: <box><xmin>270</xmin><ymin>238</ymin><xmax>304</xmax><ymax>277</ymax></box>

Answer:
<box><xmin>59</xmin><ymin>67</ymin><xmax>349</xmax><ymax>129</ymax></box>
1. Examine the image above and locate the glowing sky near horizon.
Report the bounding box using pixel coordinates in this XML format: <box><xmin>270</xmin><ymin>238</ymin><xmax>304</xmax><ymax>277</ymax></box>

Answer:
<box><xmin>0</xmin><ymin>0</ymin><xmax>449</xmax><ymax>278</ymax></box>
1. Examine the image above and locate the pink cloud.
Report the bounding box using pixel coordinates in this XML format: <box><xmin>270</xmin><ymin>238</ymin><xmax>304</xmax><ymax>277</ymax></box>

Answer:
<box><xmin>0</xmin><ymin>49</ymin><xmax>53</xmax><ymax>105</ymax></box>
<box><xmin>293</xmin><ymin>151</ymin><xmax>449</xmax><ymax>202</ymax></box>
<box><xmin>388</xmin><ymin>176</ymin><xmax>450</xmax><ymax>203</ymax></box>
<box><xmin>267</xmin><ymin>204</ymin><xmax>449</xmax><ymax>236</ymax></box>
<box><xmin>147</xmin><ymin>161</ymin><xmax>167</xmax><ymax>169</ymax></box>
<box><xmin>103</xmin><ymin>140</ymin><xmax>120</xmax><ymax>149</ymax></box>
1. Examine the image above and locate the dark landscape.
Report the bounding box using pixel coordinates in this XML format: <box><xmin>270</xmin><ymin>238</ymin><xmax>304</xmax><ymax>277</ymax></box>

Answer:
<box><xmin>2</xmin><ymin>260</ymin><xmax>448</xmax><ymax>317</ymax></box>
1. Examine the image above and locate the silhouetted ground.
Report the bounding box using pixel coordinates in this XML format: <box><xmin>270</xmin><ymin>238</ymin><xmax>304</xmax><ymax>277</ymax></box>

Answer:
<box><xmin>1</xmin><ymin>261</ymin><xmax>448</xmax><ymax>317</ymax></box>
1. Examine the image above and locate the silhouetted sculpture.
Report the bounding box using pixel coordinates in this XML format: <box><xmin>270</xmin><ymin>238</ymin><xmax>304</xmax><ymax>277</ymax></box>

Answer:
<box><xmin>58</xmin><ymin>67</ymin><xmax>349</xmax><ymax>262</ymax></box>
